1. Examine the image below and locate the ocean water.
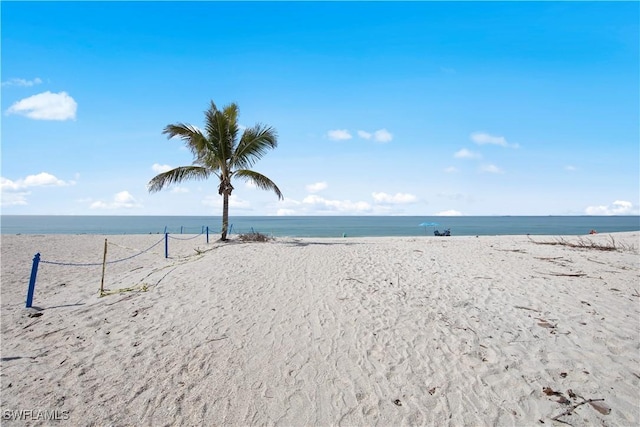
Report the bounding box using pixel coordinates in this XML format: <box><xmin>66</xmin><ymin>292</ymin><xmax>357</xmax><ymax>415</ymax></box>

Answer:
<box><xmin>1</xmin><ymin>215</ymin><xmax>639</xmax><ymax>237</ymax></box>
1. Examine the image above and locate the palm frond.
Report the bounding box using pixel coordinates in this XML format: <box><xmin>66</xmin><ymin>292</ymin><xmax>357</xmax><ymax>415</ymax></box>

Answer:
<box><xmin>203</xmin><ymin>103</ymin><xmax>234</xmax><ymax>171</ymax></box>
<box><xmin>147</xmin><ymin>166</ymin><xmax>211</xmax><ymax>193</ymax></box>
<box><xmin>232</xmin><ymin>124</ymin><xmax>278</xmax><ymax>169</ymax></box>
<box><xmin>222</xmin><ymin>103</ymin><xmax>240</xmax><ymax>146</ymax></box>
<box><xmin>162</xmin><ymin>124</ymin><xmax>208</xmax><ymax>160</ymax></box>
<box><xmin>234</xmin><ymin>169</ymin><xmax>283</xmax><ymax>200</ymax></box>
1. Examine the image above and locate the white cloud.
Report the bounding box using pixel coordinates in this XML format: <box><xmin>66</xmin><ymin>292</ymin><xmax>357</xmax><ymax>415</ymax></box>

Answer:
<box><xmin>1</xmin><ymin>172</ymin><xmax>74</xmax><ymax>191</ymax></box>
<box><xmin>6</xmin><ymin>91</ymin><xmax>77</xmax><ymax>121</ymax></box>
<box><xmin>1</xmin><ymin>191</ymin><xmax>30</xmax><ymax>207</ymax></box>
<box><xmin>1</xmin><ymin>177</ymin><xmax>22</xmax><ymax>192</ymax></box>
<box><xmin>1</xmin><ymin>77</ymin><xmax>43</xmax><ymax>87</ymax></box>
<box><xmin>274</xmin><ymin>198</ymin><xmax>302</xmax><ymax>212</ymax></box>
<box><xmin>277</xmin><ymin>208</ymin><xmax>297</xmax><ymax>216</ymax></box>
<box><xmin>373</xmin><ymin>129</ymin><xmax>393</xmax><ymax>143</ymax></box>
<box><xmin>306</xmin><ymin>181</ymin><xmax>328</xmax><ymax>193</ymax></box>
<box><xmin>152</xmin><ymin>163</ymin><xmax>172</xmax><ymax>173</ymax></box>
<box><xmin>357</xmin><ymin>130</ymin><xmax>372</xmax><ymax>140</ymax></box>
<box><xmin>585</xmin><ymin>200</ymin><xmax>637</xmax><ymax>215</ymax></box>
<box><xmin>327</xmin><ymin>129</ymin><xmax>352</xmax><ymax>141</ymax></box>
<box><xmin>565</xmin><ymin>165</ymin><xmax>577</xmax><ymax>171</ymax></box>
<box><xmin>89</xmin><ymin>201</ymin><xmax>109</xmax><ymax>209</ymax></box>
<box><xmin>470</xmin><ymin>132</ymin><xmax>519</xmax><ymax>148</ymax></box>
<box><xmin>24</xmin><ymin>173</ymin><xmax>69</xmax><ymax>187</ymax></box>
<box><xmin>245</xmin><ymin>181</ymin><xmax>257</xmax><ymax>189</ymax></box>
<box><xmin>372</xmin><ymin>192</ymin><xmax>417</xmax><ymax>204</ymax></box>
<box><xmin>302</xmin><ymin>194</ymin><xmax>372</xmax><ymax>213</ymax></box>
<box><xmin>444</xmin><ymin>166</ymin><xmax>458</xmax><ymax>173</ymax></box>
<box><xmin>454</xmin><ymin>148</ymin><xmax>481</xmax><ymax>159</ymax></box>
<box><xmin>2</xmin><ymin>172</ymin><xmax>78</xmax><ymax>208</ymax></box>
<box><xmin>90</xmin><ymin>191</ymin><xmax>141</xmax><ymax>210</ymax></box>
<box><xmin>335</xmin><ymin>128</ymin><xmax>392</xmax><ymax>143</ymax></box>
<box><xmin>480</xmin><ymin>164</ymin><xmax>504</xmax><ymax>174</ymax></box>
<box><xmin>114</xmin><ymin>191</ymin><xmax>135</xmax><ymax>204</ymax></box>
<box><xmin>435</xmin><ymin>210</ymin><xmax>462</xmax><ymax>216</ymax></box>
<box><xmin>202</xmin><ymin>194</ymin><xmax>251</xmax><ymax>209</ymax></box>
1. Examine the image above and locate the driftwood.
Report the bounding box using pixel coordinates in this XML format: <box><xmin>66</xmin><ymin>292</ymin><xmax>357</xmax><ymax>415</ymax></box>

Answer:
<box><xmin>545</xmin><ymin>388</ymin><xmax>611</xmax><ymax>425</ymax></box>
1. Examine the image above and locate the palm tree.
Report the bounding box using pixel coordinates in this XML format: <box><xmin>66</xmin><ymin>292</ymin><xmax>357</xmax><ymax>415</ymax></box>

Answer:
<box><xmin>148</xmin><ymin>101</ymin><xmax>283</xmax><ymax>241</ymax></box>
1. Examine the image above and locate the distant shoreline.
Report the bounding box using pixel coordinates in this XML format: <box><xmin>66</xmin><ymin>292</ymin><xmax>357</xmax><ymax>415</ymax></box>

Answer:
<box><xmin>2</xmin><ymin>215</ymin><xmax>638</xmax><ymax>237</ymax></box>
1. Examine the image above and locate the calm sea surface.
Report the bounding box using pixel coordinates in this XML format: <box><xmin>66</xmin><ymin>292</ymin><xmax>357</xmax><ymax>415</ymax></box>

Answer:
<box><xmin>1</xmin><ymin>215</ymin><xmax>639</xmax><ymax>237</ymax></box>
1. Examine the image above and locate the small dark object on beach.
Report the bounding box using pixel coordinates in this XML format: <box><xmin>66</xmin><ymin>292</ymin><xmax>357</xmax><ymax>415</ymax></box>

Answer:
<box><xmin>393</xmin><ymin>399</ymin><xmax>402</xmax><ymax>406</ymax></box>
<box><xmin>543</xmin><ymin>387</ymin><xmax>563</xmax><ymax>396</ymax></box>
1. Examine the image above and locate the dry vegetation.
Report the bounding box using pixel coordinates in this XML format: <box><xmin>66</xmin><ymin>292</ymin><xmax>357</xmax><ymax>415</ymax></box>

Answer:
<box><xmin>238</xmin><ymin>232</ymin><xmax>272</xmax><ymax>242</ymax></box>
<box><xmin>529</xmin><ymin>235</ymin><xmax>638</xmax><ymax>254</ymax></box>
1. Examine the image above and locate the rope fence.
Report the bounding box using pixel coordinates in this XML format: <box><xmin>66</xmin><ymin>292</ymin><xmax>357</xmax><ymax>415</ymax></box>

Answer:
<box><xmin>25</xmin><ymin>231</ymin><xmax>213</xmax><ymax>308</ymax></box>
<box><xmin>162</xmin><ymin>224</ymin><xmax>228</xmax><ymax>235</ymax></box>
<box><xmin>38</xmin><ymin>236</ymin><xmax>165</xmax><ymax>267</ymax></box>
<box><xmin>168</xmin><ymin>232</ymin><xmax>205</xmax><ymax>241</ymax></box>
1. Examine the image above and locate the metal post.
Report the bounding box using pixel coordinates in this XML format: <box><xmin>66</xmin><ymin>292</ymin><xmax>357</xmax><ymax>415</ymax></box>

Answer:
<box><xmin>165</xmin><ymin>233</ymin><xmax>169</xmax><ymax>258</ymax></box>
<box><xmin>26</xmin><ymin>253</ymin><xmax>41</xmax><ymax>308</ymax></box>
<box><xmin>206</xmin><ymin>226</ymin><xmax>209</xmax><ymax>244</ymax></box>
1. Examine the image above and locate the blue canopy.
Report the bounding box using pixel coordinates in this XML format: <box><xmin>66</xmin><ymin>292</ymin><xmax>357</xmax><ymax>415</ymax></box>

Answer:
<box><xmin>419</xmin><ymin>222</ymin><xmax>439</xmax><ymax>227</ymax></box>
<box><xmin>419</xmin><ymin>222</ymin><xmax>439</xmax><ymax>234</ymax></box>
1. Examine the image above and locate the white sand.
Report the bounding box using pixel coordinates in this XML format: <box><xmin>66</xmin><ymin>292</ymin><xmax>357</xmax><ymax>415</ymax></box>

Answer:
<box><xmin>1</xmin><ymin>232</ymin><xmax>639</xmax><ymax>426</ymax></box>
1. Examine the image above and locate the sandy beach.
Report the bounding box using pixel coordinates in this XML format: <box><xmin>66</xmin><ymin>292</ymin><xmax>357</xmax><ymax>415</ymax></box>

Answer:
<box><xmin>1</xmin><ymin>232</ymin><xmax>639</xmax><ymax>426</ymax></box>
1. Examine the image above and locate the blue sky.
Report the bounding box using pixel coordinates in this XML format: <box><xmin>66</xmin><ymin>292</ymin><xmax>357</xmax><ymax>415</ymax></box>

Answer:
<box><xmin>2</xmin><ymin>1</ymin><xmax>639</xmax><ymax>216</ymax></box>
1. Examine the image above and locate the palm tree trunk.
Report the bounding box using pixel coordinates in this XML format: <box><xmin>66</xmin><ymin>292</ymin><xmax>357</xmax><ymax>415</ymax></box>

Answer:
<box><xmin>221</xmin><ymin>193</ymin><xmax>229</xmax><ymax>241</ymax></box>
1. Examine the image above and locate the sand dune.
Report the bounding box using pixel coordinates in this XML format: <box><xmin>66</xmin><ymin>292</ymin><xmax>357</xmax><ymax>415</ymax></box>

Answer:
<box><xmin>1</xmin><ymin>232</ymin><xmax>639</xmax><ymax>426</ymax></box>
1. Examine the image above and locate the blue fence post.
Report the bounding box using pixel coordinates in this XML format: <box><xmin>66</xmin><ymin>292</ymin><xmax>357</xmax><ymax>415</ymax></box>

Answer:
<box><xmin>26</xmin><ymin>253</ymin><xmax>41</xmax><ymax>308</ymax></box>
<box><xmin>165</xmin><ymin>233</ymin><xmax>169</xmax><ymax>258</ymax></box>
<box><xmin>229</xmin><ymin>224</ymin><xmax>233</xmax><ymax>236</ymax></box>
<box><xmin>206</xmin><ymin>226</ymin><xmax>209</xmax><ymax>244</ymax></box>
<box><xmin>164</xmin><ymin>226</ymin><xmax>167</xmax><ymax>234</ymax></box>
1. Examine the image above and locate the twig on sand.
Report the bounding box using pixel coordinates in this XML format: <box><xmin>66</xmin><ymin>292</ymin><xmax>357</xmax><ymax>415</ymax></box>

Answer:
<box><xmin>206</xmin><ymin>335</ymin><xmax>228</xmax><ymax>342</ymax></box>
<box><xmin>153</xmin><ymin>266</ymin><xmax>177</xmax><ymax>288</ymax></box>
<box><xmin>194</xmin><ymin>247</ymin><xmax>215</xmax><ymax>255</ymax></box>
<box><xmin>22</xmin><ymin>319</ymin><xmax>42</xmax><ymax>330</ymax></box>
<box><xmin>546</xmin><ymin>272</ymin><xmax>587</xmax><ymax>277</ymax></box>
<box><xmin>547</xmin><ymin>388</ymin><xmax>611</xmax><ymax>425</ymax></box>
<box><xmin>514</xmin><ymin>305</ymin><xmax>541</xmax><ymax>312</ymax></box>
<box><xmin>551</xmin><ymin>398</ymin><xmax>607</xmax><ymax>424</ymax></box>
<box><xmin>346</xmin><ymin>277</ymin><xmax>364</xmax><ymax>284</ymax></box>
